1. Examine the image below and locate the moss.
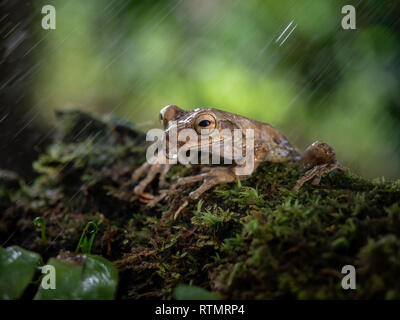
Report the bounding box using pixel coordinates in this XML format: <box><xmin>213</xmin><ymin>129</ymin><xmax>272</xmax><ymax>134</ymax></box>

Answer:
<box><xmin>1</xmin><ymin>110</ymin><xmax>400</xmax><ymax>299</ymax></box>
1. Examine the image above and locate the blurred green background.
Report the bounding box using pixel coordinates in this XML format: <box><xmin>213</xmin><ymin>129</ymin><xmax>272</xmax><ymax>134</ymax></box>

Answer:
<box><xmin>2</xmin><ymin>0</ymin><xmax>400</xmax><ymax>179</ymax></box>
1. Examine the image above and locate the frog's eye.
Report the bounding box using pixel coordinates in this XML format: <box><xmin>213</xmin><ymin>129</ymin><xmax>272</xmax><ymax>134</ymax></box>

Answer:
<box><xmin>194</xmin><ymin>114</ymin><xmax>216</xmax><ymax>134</ymax></box>
<box><xmin>199</xmin><ymin>120</ymin><xmax>211</xmax><ymax>127</ymax></box>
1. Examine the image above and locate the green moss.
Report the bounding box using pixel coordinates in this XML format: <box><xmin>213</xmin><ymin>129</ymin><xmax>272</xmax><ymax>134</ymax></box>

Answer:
<box><xmin>1</xmin><ymin>110</ymin><xmax>400</xmax><ymax>299</ymax></box>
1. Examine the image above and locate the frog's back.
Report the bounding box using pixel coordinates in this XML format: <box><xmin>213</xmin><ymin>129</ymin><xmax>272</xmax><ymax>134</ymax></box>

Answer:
<box><xmin>208</xmin><ymin>108</ymin><xmax>300</xmax><ymax>162</ymax></box>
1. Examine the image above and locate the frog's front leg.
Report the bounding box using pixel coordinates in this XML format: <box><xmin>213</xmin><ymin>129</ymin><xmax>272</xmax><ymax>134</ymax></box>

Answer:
<box><xmin>171</xmin><ymin>166</ymin><xmax>240</xmax><ymax>219</ymax></box>
<box><xmin>132</xmin><ymin>153</ymin><xmax>172</xmax><ymax>202</ymax></box>
<box><xmin>293</xmin><ymin>141</ymin><xmax>345</xmax><ymax>191</ymax></box>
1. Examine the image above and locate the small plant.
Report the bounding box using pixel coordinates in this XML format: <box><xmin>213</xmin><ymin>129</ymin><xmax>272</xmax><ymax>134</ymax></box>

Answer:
<box><xmin>75</xmin><ymin>221</ymin><xmax>98</xmax><ymax>254</ymax></box>
<box><xmin>191</xmin><ymin>201</ymin><xmax>239</xmax><ymax>234</ymax></box>
<box><xmin>33</xmin><ymin>217</ymin><xmax>47</xmax><ymax>243</ymax></box>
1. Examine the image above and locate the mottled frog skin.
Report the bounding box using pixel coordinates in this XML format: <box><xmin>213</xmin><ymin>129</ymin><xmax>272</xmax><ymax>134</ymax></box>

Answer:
<box><xmin>132</xmin><ymin>105</ymin><xmax>344</xmax><ymax>219</ymax></box>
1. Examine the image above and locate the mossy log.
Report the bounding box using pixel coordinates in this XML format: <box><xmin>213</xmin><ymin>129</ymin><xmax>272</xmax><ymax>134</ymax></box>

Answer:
<box><xmin>1</xmin><ymin>110</ymin><xmax>400</xmax><ymax>299</ymax></box>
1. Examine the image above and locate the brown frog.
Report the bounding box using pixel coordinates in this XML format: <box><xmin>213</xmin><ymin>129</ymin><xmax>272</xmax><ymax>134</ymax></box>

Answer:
<box><xmin>132</xmin><ymin>105</ymin><xmax>344</xmax><ymax>219</ymax></box>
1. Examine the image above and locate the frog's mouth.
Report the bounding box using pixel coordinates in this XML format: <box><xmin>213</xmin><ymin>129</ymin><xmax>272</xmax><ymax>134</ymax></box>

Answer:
<box><xmin>164</xmin><ymin>144</ymin><xmax>198</xmax><ymax>160</ymax></box>
<box><xmin>164</xmin><ymin>138</ymin><xmax>237</xmax><ymax>163</ymax></box>
<box><xmin>163</xmin><ymin>139</ymin><xmax>184</xmax><ymax>160</ymax></box>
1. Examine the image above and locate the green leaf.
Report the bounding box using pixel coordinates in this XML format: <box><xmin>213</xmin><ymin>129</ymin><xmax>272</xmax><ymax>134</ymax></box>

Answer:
<box><xmin>173</xmin><ymin>285</ymin><xmax>219</xmax><ymax>300</ymax></box>
<box><xmin>0</xmin><ymin>246</ymin><xmax>41</xmax><ymax>300</ymax></box>
<box><xmin>34</xmin><ymin>253</ymin><xmax>118</xmax><ymax>300</ymax></box>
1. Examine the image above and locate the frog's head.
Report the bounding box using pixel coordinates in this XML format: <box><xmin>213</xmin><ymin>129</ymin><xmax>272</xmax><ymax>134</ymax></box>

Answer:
<box><xmin>159</xmin><ymin>104</ymin><xmax>220</xmax><ymax>132</ymax></box>
<box><xmin>159</xmin><ymin>105</ymin><xmax>244</xmax><ymax>160</ymax></box>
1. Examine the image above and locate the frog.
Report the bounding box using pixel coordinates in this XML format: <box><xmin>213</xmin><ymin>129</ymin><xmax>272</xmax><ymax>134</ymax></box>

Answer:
<box><xmin>132</xmin><ymin>104</ymin><xmax>345</xmax><ymax>219</ymax></box>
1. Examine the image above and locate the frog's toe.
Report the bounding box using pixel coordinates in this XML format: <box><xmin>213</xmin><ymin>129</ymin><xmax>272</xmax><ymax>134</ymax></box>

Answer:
<box><xmin>138</xmin><ymin>192</ymin><xmax>156</xmax><ymax>200</ymax></box>
<box><xmin>132</xmin><ymin>162</ymin><xmax>151</xmax><ymax>182</ymax></box>
<box><xmin>132</xmin><ymin>163</ymin><xmax>164</xmax><ymax>195</ymax></box>
<box><xmin>133</xmin><ymin>183</ymin><xmax>146</xmax><ymax>194</ymax></box>
<box><xmin>140</xmin><ymin>191</ymin><xmax>168</xmax><ymax>206</ymax></box>
<box><xmin>174</xmin><ymin>200</ymin><xmax>189</xmax><ymax>220</ymax></box>
<box><xmin>188</xmin><ymin>190</ymin><xmax>201</xmax><ymax>201</ymax></box>
<box><xmin>158</xmin><ymin>164</ymin><xmax>172</xmax><ymax>188</ymax></box>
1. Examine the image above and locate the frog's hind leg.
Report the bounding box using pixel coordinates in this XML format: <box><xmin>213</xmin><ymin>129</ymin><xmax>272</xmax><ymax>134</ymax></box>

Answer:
<box><xmin>293</xmin><ymin>141</ymin><xmax>345</xmax><ymax>191</ymax></box>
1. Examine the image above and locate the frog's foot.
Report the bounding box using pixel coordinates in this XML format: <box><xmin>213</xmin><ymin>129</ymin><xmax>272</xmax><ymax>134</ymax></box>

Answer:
<box><xmin>293</xmin><ymin>141</ymin><xmax>345</xmax><ymax>191</ymax></box>
<box><xmin>293</xmin><ymin>162</ymin><xmax>345</xmax><ymax>191</ymax></box>
<box><xmin>132</xmin><ymin>154</ymin><xmax>172</xmax><ymax>202</ymax></box>
<box><xmin>171</xmin><ymin>167</ymin><xmax>237</xmax><ymax>220</ymax></box>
